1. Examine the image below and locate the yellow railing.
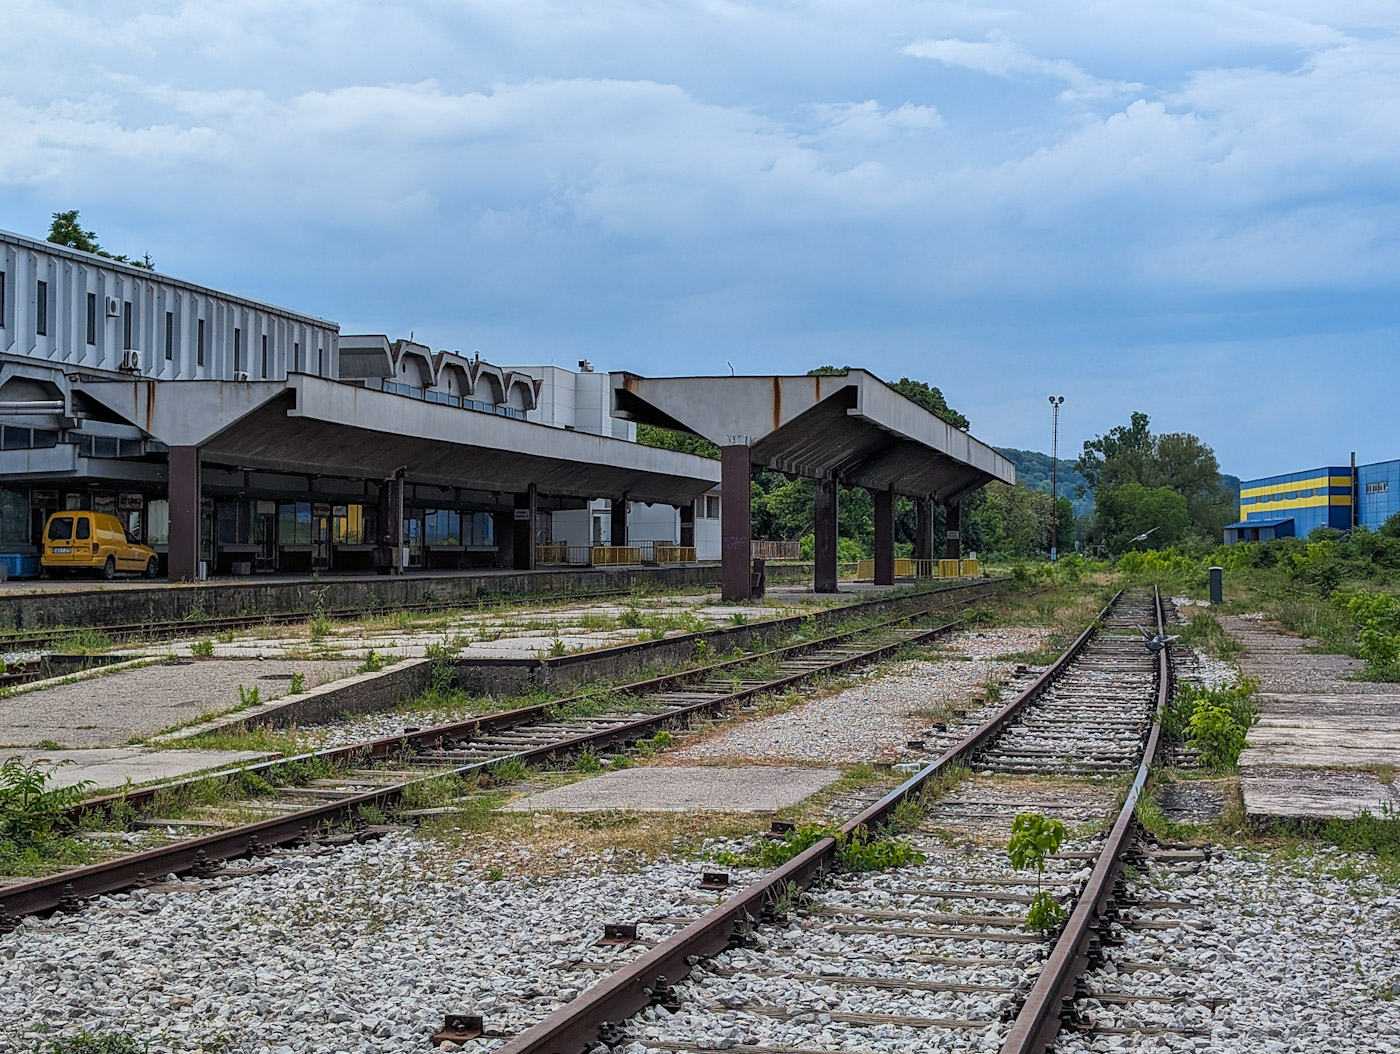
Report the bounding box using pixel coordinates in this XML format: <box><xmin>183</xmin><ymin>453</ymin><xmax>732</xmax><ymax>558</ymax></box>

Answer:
<box><xmin>591</xmin><ymin>545</ymin><xmax>642</xmax><ymax>566</ymax></box>
<box><xmin>654</xmin><ymin>545</ymin><xmax>697</xmax><ymax>564</ymax></box>
<box><xmin>856</xmin><ymin>559</ymin><xmax>874</xmax><ymax>580</ymax></box>
<box><xmin>895</xmin><ymin>558</ymin><xmax>936</xmax><ymax>578</ymax></box>
<box><xmin>536</xmin><ymin>543</ymin><xmax>592</xmax><ymax>565</ymax></box>
<box><xmin>857</xmin><ymin>557</ymin><xmax>979</xmax><ymax>580</ymax></box>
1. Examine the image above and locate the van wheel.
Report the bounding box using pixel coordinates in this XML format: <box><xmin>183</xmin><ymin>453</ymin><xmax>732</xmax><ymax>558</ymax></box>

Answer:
<box><xmin>101</xmin><ymin>557</ymin><xmax>116</xmax><ymax>581</ymax></box>
<box><xmin>144</xmin><ymin>558</ymin><xmax>159</xmax><ymax>579</ymax></box>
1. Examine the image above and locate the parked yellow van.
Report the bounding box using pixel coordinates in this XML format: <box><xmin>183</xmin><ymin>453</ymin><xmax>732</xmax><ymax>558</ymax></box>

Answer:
<box><xmin>42</xmin><ymin>511</ymin><xmax>159</xmax><ymax>580</ymax></box>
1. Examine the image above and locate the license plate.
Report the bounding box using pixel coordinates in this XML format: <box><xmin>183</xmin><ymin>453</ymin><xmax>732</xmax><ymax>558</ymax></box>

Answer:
<box><xmin>52</xmin><ymin>547</ymin><xmax>71</xmax><ymax>554</ymax></box>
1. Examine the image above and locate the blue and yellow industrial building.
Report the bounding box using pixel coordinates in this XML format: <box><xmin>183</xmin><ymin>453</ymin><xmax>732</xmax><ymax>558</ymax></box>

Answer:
<box><xmin>1225</xmin><ymin>458</ymin><xmax>1400</xmax><ymax>543</ymax></box>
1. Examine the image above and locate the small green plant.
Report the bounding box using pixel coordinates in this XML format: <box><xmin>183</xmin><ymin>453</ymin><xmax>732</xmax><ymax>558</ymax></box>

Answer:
<box><xmin>694</xmin><ymin>639</ymin><xmax>713</xmax><ymax>664</ymax></box>
<box><xmin>486</xmin><ymin>866</ymin><xmax>505</xmax><ymax>881</ymax></box>
<box><xmin>619</xmin><ymin>605</ymin><xmax>645</xmax><ymax>629</ymax></box>
<box><xmin>575</xmin><ymin>749</ymin><xmax>602</xmax><ymax>773</ymax></box>
<box><xmin>650</xmin><ymin>730</ymin><xmax>674</xmax><ymax>749</ymax></box>
<box><xmin>1</xmin><ymin>756</ymin><xmax>95</xmax><ymax>849</ymax></box>
<box><xmin>190</xmin><ymin>638</ymin><xmax>216</xmax><ymax>658</ymax></box>
<box><xmin>730</xmin><ymin>612</ymin><xmax>749</xmax><ymax>626</ymax></box>
<box><xmin>1165</xmin><ymin>677</ymin><xmax>1260</xmax><ymax>770</ymax></box>
<box><xmin>235</xmin><ymin>684</ymin><xmax>261</xmax><ymax>709</ymax></box>
<box><xmin>37</xmin><ymin>739</ymin><xmax>64</xmax><ymax>752</ymax></box>
<box><xmin>547</xmin><ymin>636</ymin><xmax>567</xmax><ymax>658</ymax></box>
<box><xmin>837</xmin><ymin>825</ymin><xmax>926</xmax><ymax>871</ymax></box>
<box><xmin>1008</xmin><ymin>812</ymin><xmax>1067</xmax><ymax>934</ymax></box>
<box><xmin>41</xmin><ymin>1030</ymin><xmax>148</xmax><ymax>1054</ymax></box>
<box><xmin>288</xmin><ymin>672</ymin><xmax>306</xmax><ymax>694</ymax></box>
<box><xmin>358</xmin><ymin>649</ymin><xmax>385</xmax><ymax>673</ymax></box>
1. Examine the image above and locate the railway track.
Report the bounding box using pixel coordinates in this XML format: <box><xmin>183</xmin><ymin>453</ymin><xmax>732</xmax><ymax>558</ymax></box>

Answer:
<box><xmin>487</xmin><ymin>587</ymin><xmax>1179</xmax><ymax>1054</ymax></box>
<box><xmin>0</xmin><ymin>580</ymin><xmax>1002</xmax><ymax>929</ymax></box>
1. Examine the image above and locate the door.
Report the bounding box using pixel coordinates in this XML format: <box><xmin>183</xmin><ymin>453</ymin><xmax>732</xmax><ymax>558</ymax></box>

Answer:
<box><xmin>311</xmin><ymin>508</ymin><xmax>331</xmax><ymax>570</ymax></box>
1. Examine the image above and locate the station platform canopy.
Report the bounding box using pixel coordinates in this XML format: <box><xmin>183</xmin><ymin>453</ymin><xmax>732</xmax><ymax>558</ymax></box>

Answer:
<box><xmin>610</xmin><ymin>370</ymin><xmax>1014</xmax><ymax>599</ymax></box>
<box><xmin>610</xmin><ymin>370</ymin><xmax>1014</xmax><ymax>500</ymax></box>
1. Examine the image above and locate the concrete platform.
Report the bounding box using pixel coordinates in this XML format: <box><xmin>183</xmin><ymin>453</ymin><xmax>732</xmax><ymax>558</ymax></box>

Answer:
<box><xmin>5</xmin><ymin>747</ymin><xmax>269</xmax><ymax>791</ymax></box>
<box><xmin>501</xmin><ymin>764</ymin><xmax>843</xmax><ymax>813</ymax></box>
<box><xmin>1242</xmin><ymin>766</ymin><xmax>1400</xmax><ymax>822</ymax></box>
<box><xmin>1242</xmin><ymin>694</ymin><xmax>1400</xmax><ymax>768</ymax></box>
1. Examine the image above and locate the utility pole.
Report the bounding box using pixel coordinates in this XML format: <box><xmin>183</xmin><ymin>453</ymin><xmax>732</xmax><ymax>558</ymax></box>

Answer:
<box><xmin>1049</xmin><ymin>396</ymin><xmax>1065</xmax><ymax>562</ymax></box>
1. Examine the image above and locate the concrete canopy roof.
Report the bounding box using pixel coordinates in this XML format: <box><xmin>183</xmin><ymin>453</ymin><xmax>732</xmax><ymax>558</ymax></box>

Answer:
<box><xmin>611</xmin><ymin>370</ymin><xmax>1014</xmax><ymax>500</ymax></box>
<box><xmin>74</xmin><ymin>376</ymin><xmax>719</xmax><ymax>506</ymax></box>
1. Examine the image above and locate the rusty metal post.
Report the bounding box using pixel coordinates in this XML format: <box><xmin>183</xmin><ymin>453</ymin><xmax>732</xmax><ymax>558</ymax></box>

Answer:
<box><xmin>167</xmin><ymin>445</ymin><xmax>201</xmax><ymax>582</ymax></box>
<box><xmin>610</xmin><ymin>495</ymin><xmax>628</xmax><ymax>548</ymax></box>
<box><xmin>873</xmin><ymin>486</ymin><xmax>895</xmax><ymax>586</ymax></box>
<box><xmin>814</xmin><ymin>475</ymin><xmax>838</xmax><ymax>594</ymax></box>
<box><xmin>945</xmin><ymin>499</ymin><xmax>961</xmax><ymax>559</ymax></box>
<box><xmin>720</xmin><ymin>445</ymin><xmax>751</xmax><ymax>602</ymax></box>
<box><xmin>512</xmin><ymin>485</ymin><xmax>537</xmax><ymax>571</ymax></box>
<box><xmin>915</xmin><ymin>499</ymin><xmax>933</xmax><ymax>562</ymax></box>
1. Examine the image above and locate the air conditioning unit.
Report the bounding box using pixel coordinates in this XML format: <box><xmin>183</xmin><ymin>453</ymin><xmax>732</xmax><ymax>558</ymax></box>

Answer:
<box><xmin>120</xmin><ymin>349</ymin><xmax>142</xmax><ymax>373</ymax></box>
<box><xmin>105</xmin><ymin>296</ymin><xmax>120</xmax><ymax>317</ymax></box>
<box><xmin>233</xmin><ymin>370</ymin><xmax>250</xmax><ymax>383</ymax></box>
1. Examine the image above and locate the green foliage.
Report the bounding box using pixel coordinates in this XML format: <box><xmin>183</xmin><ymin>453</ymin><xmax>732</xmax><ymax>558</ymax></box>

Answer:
<box><xmin>575</xmin><ymin>749</ymin><xmax>602</xmax><ymax>774</ymax></box>
<box><xmin>1175</xmin><ymin>611</ymin><xmax>1242</xmax><ymax>659</ymax></box>
<box><xmin>1333</xmin><ymin>588</ymin><xmax>1400</xmax><ymax>679</ymax></box>
<box><xmin>711</xmin><ymin>824</ymin><xmax>835</xmax><ymax>868</ymax></box>
<box><xmin>357</xmin><ymin>649</ymin><xmax>385</xmax><ymax>673</ymax></box>
<box><xmin>41</xmin><ymin>1030</ymin><xmax>148</xmax><ymax>1054</ymax></box>
<box><xmin>1096</xmin><ymin>482</ymin><xmax>1192</xmax><ymax>554</ymax></box>
<box><xmin>486</xmin><ymin>866</ymin><xmax>505</xmax><ymax>881</ymax></box>
<box><xmin>887</xmin><ymin>376</ymin><xmax>970</xmax><ymax>431</ymax></box>
<box><xmin>1007</xmin><ymin>812</ymin><xmax>1067</xmax><ymax>933</ymax></box>
<box><xmin>190</xmin><ymin>639</ymin><xmax>215</xmax><ymax>658</ymax></box>
<box><xmin>836</xmin><ymin>825</ymin><xmax>926</xmax><ymax>871</ymax></box>
<box><xmin>47</xmin><ymin>210</ymin><xmax>153</xmax><ymax>270</ymax></box>
<box><xmin>994</xmin><ymin>447</ymin><xmax>1094</xmax><ymax>516</ymax></box>
<box><xmin>288</xmin><ymin>672</ymin><xmax>306</xmax><ymax>694</ymax></box>
<box><xmin>968</xmin><ymin>481</ymin><xmax>1063</xmax><ymax>559</ymax></box>
<box><xmin>1165</xmin><ymin>678</ymin><xmax>1259</xmax><ymax>769</ymax></box>
<box><xmin>1</xmin><ymin>756</ymin><xmax>93</xmax><ymax>845</ymax></box>
<box><xmin>235</xmin><ymin>684</ymin><xmax>261</xmax><ymax>709</ymax></box>
<box><xmin>635</xmin><ymin>424</ymin><xmax>720</xmax><ymax>459</ymax></box>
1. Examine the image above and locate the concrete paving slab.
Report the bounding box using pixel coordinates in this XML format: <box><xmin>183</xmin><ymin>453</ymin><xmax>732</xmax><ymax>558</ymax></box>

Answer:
<box><xmin>3</xmin><ymin>747</ymin><xmax>269</xmax><ymax>791</ymax></box>
<box><xmin>1242</xmin><ymin>767</ymin><xmax>1400</xmax><ymax>822</ymax></box>
<box><xmin>0</xmin><ymin>658</ymin><xmax>357</xmax><ymax>748</ymax></box>
<box><xmin>501</xmin><ymin>764</ymin><xmax>843</xmax><ymax>813</ymax></box>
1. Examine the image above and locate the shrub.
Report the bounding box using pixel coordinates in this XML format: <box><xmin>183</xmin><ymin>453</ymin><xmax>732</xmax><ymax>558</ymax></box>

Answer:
<box><xmin>1165</xmin><ymin>677</ymin><xmax>1259</xmax><ymax>769</ymax></box>
<box><xmin>1007</xmin><ymin>812</ymin><xmax>1067</xmax><ymax>933</ymax></box>
<box><xmin>1</xmin><ymin>756</ymin><xmax>95</xmax><ymax>848</ymax></box>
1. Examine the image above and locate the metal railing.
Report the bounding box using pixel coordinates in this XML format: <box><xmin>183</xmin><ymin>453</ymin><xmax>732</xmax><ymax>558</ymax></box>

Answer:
<box><xmin>654</xmin><ymin>545</ymin><xmax>697</xmax><ymax>564</ymax></box>
<box><xmin>855</xmin><ymin>557</ymin><xmax>981</xmax><ymax>581</ymax></box>
<box><xmin>752</xmin><ymin>540</ymin><xmax>800</xmax><ymax>560</ymax></box>
<box><xmin>535</xmin><ymin>543</ymin><xmax>592</xmax><ymax>566</ymax></box>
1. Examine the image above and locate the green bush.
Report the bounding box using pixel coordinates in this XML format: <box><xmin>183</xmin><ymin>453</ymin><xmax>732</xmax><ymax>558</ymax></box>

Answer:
<box><xmin>1165</xmin><ymin>678</ymin><xmax>1259</xmax><ymax>769</ymax></box>
<box><xmin>1333</xmin><ymin>588</ymin><xmax>1400</xmax><ymax>679</ymax></box>
<box><xmin>1007</xmin><ymin>812</ymin><xmax>1067</xmax><ymax>934</ymax></box>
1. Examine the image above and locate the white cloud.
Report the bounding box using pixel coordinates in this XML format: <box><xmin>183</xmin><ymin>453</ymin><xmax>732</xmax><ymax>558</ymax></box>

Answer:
<box><xmin>904</xmin><ymin>32</ymin><xmax>1143</xmax><ymax>101</ymax></box>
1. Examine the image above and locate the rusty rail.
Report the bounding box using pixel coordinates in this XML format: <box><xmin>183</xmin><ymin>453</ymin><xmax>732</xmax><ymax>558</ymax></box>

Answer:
<box><xmin>997</xmin><ymin>585</ymin><xmax>1169</xmax><ymax>1054</ymax></box>
<box><xmin>494</xmin><ymin>588</ymin><xmax>1128</xmax><ymax>1054</ymax></box>
<box><xmin>2</xmin><ymin>582</ymin><xmax>1000</xmax><ymax>926</ymax></box>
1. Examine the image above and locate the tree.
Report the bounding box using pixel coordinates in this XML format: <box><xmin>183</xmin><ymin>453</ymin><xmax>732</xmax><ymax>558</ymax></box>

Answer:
<box><xmin>889</xmin><ymin>377</ymin><xmax>969</xmax><ymax>431</ymax></box>
<box><xmin>1095</xmin><ymin>483</ymin><xmax>1190</xmax><ymax>553</ymax></box>
<box><xmin>47</xmin><ymin>210</ymin><xmax>153</xmax><ymax>269</ymax></box>
<box><xmin>1077</xmin><ymin>412</ymin><xmax>1231</xmax><ymax>540</ymax></box>
<box><xmin>635</xmin><ymin>423</ymin><xmax>719</xmax><ymax>459</ymax></box>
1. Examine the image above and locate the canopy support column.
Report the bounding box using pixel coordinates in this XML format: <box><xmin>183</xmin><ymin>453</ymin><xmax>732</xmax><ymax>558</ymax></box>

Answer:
<box><xmin>874</xmin><ymin>486</ymin><xmax>895</xmax><ymax>586</ymax></box>
<box><xmin>721</xmin><ymin>445</ymin><xmax>752</xmax><ymax>602</ymax></box>
<box><xmin>167</xmin><ymin>446</ymin><xmax>201</xmax><ymax>582</ymax></box>
<box><xmin>814</xmin><ymin>476</ymin><xmax>838</xmax><ymax>593</ymax></box>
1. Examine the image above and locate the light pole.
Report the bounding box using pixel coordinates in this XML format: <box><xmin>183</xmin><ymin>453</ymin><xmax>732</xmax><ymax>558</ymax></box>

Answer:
<box><xmin>1049</xmin><ymin>396</ymin><xmax>1065</xmax><ymax>562</ymax></box>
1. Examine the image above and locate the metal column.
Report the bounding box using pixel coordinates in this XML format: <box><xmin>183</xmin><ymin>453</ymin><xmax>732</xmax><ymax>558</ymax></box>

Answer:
<box><xmin>814</xmin><ymin>476</ymin><xmax>838</xmax><ymax>594</ymax></box>
<box><xmin>720</xmin><ymin>445</ymin><xmax>752</xmax><ymax>602</ymax></box>
<box><xmin>915</xmin><ymin>499</ymin><xmax>933</xmax><ymax>562</ymax></box>
<box><xmin>873</xmin><ymin>486</ymin><xmax>895</xmax><ymax>586</ymax></box>
<box><xmin>945</xmin><ymin>499</ymin><xmax>961</xmax><ymax>559</ymax></box>
<box><xmin>513</xmin><ymin>484</ymin><xmax>537</xmax><ymax>571</ymax></box>
<box><xmin>610</xmin><ymin>496</ymin><xmax>628</xmax><ymax>547</ymax></box>
<box><xmin>379</xmin><ymin>474</ymin><xmax>405</xmax><ymax>574</ymax></box>
<box><xmin>678</xmin><ymin>503</ymin><xmax>695</xmax><ymax>548</ymax></box>
<box><xmin>167</xmin><ymin>445</ymin><xmax>201</xmax><ymax>582</ymax></box>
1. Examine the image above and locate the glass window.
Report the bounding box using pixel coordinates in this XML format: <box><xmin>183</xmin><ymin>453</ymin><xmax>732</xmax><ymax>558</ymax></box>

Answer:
<box><xmin>123</xmin><ymin>301</ymin><xmax>133</xmax><ymax>350</ymax></box>
<box><xmin>0</xmin><ymin>490</ymin><xmax>27</xmax><ymax>547</ymax></box>
<box><xmin>234</xmin><ymin>327</ymin><xmax>242</xmax><ymax>372</ymax></box>
<box><xmin>261</xmin><ymin>334</ymin><xmax>268</xmax><ymax>378</ymax></box>
<box><xmin>0</xmin><ymin>271</ymin><xmax>5</xmax><ymax>326</ymax></box>
<box><xmin>197</xmin><ymin>319</ymin><xmax>205</xmax><ymax>366</ymax></box>
<box><xmin>36</xmin><ymin>280</ymin><xmax>48</xmax><ymax>336</ymax></box>
<box><xmin>332</xmin><ymin>504</ymin><xmax>365</xmax><ymax>545</ymax></box>
<box><xmin>217</xmin><ymin>501</ymin><xmax>254</xmax><ymax>545</ymax></box>
<box><xmin>165</xmin><ymin>312</ymin><xmax>174</xmax><ymax>360</ymax></box>
<box><xmin>48</xmin><ymin>515</ymin><xmax>74</xmax><ymax>540</ymax></box>
<box><xmin>706</xmin><ymin>494</ymin><xmax>721</xmax><ymax>519</ymax></box>
<box><xmin>147</xmin><ymin>499</ymin><xmax>170</xmax><ymax>546</ymax></box>
<box><xmin>76</xmin><ymin>516</ymin><xmax>91</xmax><ymax>540</ymax></box>
<box><xmin>424</xmin><ymin>509</ymin><xmax>460</xmax><ymax>546</ymax></box>
<box><xmin>277</xmin><ymin>501</ymin><xmax>312</xmax><ymax>545</ymax></box>
<box><xmin>87</xmin><ymin>293</ymin><xmax>97</xmax><ymax>345</ymax></box>
<box><xmin>293</xmin><ymin>341</ymin><xmax>300</xmax><ymax>372</ymax></box>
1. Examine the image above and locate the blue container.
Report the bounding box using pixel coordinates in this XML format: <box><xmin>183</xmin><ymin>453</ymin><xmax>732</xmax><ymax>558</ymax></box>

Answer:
<box><xmin>0</xmin><ymin>552</ymin><xmax>43</xmax><ymax>579</ymax></box>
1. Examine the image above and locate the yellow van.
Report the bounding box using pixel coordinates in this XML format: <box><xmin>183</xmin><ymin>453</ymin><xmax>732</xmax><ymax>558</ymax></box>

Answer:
<box><xmin>42</xmin><ymin>511</ymin><xmax>159</xmax><ymax>580</ymax></box>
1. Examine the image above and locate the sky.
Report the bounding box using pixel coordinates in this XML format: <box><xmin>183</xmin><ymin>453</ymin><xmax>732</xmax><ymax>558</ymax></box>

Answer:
<box><xmin>2</xmin><ymin>1</ymin><xmax>1397</xmax><ymax>480</ymax></box>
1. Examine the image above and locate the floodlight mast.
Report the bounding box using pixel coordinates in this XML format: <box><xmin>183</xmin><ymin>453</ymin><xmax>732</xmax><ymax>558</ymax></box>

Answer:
<box><xmin>1049</xmin><ymin>396</ymin><xmax>1065</xmax><ymax>561</ymax></box>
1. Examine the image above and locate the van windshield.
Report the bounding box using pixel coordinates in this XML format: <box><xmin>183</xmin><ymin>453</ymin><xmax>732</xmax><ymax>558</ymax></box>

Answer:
<box><xmin>48</xmin><ymin>517</ymin><xmax>74</xmax><ymax>541</ymax></box>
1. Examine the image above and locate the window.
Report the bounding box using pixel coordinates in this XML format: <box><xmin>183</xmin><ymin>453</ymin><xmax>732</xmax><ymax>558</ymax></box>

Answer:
<box><xmin>261</xmin><ymin>334</ymin><xmax>268</xmax><ymax>378</ymax></box>
<box><xmin>165</xmin><ymin>311</ymin><xmax>174</xmax><ymax>360</ymax></box>
<box><xmin>197</xmin><ymin>319</ymin><xmax>205</xmax><ymax>366</ymax></box>
<box><xmin>1285</xmin><ymin>491</ymin><xmax>1297</xmax><ymax>500</ymax></box>
<box><xmin>233</xmin><ymin>327</ymin><xmax>242</xmax><ymax>372</ymax></box>
<box><xmin>705</xmin><ymin>494</ymin><xmax>721</xmax><ymax>519</ymax></box>
<box><xmin>1300</xmin><ymin>489</ymin><xmax>1312</xmax><ymax>498</ymax></box>
<box><xmin>0</xmin><ymin>489</ymin><xmax>28</xmax><ymax>547</ymax></box>
<box><xmin>48</xmin><ymin>516</ymin><xmax>74</xmax><ymax>541</ymax></box>
<box><xmin>293</xmin><ymin>341</ymin><xmax>300</xmax><ymax>372</ymax></box>
<box><xmin>424</xmin><ymin>509</ymin><xmax>460</xmax><ymax>546</ymax></box>
<box><xmin>0</xmin><ymin>271</ymin><xmax>6</xmax><ymax>327</ymax></box>
<box><xmin>35</xmin><ymin>280</ymin><xmax>48</xmax><ymax>336</ymax></box>
<box><xmin>123</xmin><ymin>301</ymin><xmax>133</xmax><ymax>350</ymax></box>
<box><xmin>75</xmin><ymin>517</ymin><xmax>91</xmax><ymax>540</ymax></box>
<box><xmin>147</xmin><ymin>499</ymin><xmax>170</xmax><ymax>546</ymax></box>
<box><xmin>1367</xmin><ymin>481</ymin><xmax>1390</xmax><ymax>495</ymax></box>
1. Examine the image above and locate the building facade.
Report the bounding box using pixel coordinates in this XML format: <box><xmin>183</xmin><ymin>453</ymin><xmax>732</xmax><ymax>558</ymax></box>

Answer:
<box><xmin>1224</xmin><ymin>459</ymin><xmax>1400</xmax><ymax>543</ymax></box>
<box><xmin>0</xmin><ymin>228</ymin><xmax>718</xmax><ymax>577</ymax></box>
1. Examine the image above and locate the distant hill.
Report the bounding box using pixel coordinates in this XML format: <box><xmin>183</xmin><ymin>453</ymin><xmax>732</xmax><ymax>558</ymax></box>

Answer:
<box><xmin>995</xmin><ymin>446</ymin><xmax>1243</xmax><ymax>523</ymax></box>
<box><xmin>995</xmin><ymin>447</ymin><xmax>1094</xmax><ymax>516</ymax></box>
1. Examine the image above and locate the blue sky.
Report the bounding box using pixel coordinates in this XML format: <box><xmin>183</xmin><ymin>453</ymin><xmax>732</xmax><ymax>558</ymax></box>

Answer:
<box><xmin>3</xmin><ymin>1</ymin><xmax>1397</xmax><ymax>480</ymax></box>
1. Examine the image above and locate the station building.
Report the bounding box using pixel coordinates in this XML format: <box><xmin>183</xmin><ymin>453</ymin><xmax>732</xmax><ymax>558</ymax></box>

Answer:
<box><xmin>1224</xmin><ymin>459</ymin><xmax>1400</xmax><ymax>543</ymax></box>
<box><xmin>0</xmin><ymin>227</ymin><xmax>720</xmax><ymax>578</ymax></box>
